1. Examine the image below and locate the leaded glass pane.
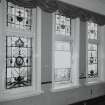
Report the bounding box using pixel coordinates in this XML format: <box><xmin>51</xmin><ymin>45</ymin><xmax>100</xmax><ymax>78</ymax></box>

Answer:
<box><xmin>88</xmin><ymin>44</ymin><xmax>98</xmax><ymax>78</ymax></box>
<box><xmin>54</xmin><ymin>68</ymin><xmax>71</xmax><ymax>82</ymax></box>
<box><xmin>88</xmin><ymin>22</ymin><xmax>97</xmax><ymax>40</ymax></box>
<box><xmin>6</xmin><ymin>36</ymin><xmax>32</xmax><ymax>89</ymax></box>
<box><xmin>56</xmin><ymin>13</ymin><xmax>71</xmax><ymax>36</ymax></box>
<box><xmin>7</xmin><ymin>2</ymin><xmax>32</xmax><ymax>30</ymax></box>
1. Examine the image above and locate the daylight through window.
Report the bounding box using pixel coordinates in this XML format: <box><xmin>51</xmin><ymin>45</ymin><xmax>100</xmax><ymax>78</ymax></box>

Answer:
<box><xmin>54</xmin><ymin>12</ymin><xmax>73</xmax><ymax>85</ymax></box>
<box><xmin>87</xmin><ymin>22</ymin><xmax>98</xmax><ymax>79</ymax></box>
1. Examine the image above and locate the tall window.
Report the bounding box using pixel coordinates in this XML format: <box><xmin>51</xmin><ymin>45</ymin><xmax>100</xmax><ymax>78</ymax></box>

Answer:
<box><xmin>52</xmin><ymin>11</ymin><xmax>74</xmax><ymax>88</ymax></box>
<box><xmin>0</xmin><ymin>1</ymin><xmax>41</xmax><ymax>101</ymax></box>
<box><xmin>87</xmin><ymin>21</ymin><xmax>99</xmax><ymax>80</ymax></box>
<box><xmin>52</xmin><ymin>12</ymin><xmax>80</xmax><ymax>90</ymax></box>
<box><xmin>6</xmin><ymin>1</ymin><xmax>33</xmax><ymax>90</ymax></box>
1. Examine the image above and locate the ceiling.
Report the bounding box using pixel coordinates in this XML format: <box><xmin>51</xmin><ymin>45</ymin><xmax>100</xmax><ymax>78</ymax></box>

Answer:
<box><xmin>99</xmin><ymin>0</ymin><xmax>105</xmax><ymax>4</ymax></box>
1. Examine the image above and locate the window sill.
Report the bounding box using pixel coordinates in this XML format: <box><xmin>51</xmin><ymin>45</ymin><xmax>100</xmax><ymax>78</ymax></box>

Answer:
<box><xmin>85</xmin><ymin>80</ymin><xmax>105</xmax><ymax>86</ymax></box>
<box><xmin>0</xmin><ymin>90</ymin><xmax>44</xmax><ymax>102</ymax></box>
<box><xmin>51</xmin><ymin>84</ymin><xmax>81</xmax><ymax>93</ymax></box>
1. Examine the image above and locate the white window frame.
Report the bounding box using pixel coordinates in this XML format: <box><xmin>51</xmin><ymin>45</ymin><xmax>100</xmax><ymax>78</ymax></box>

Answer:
<box><xmin>86</xmin><ymin>21</ymin><xmax>105</xmax><ymax>84</ymax></box>
<box><xmin>0</xmin><ymin>0</ymin><xmax>42</xmax><ymax>102</ymax></box>
<box><xmin>52</xmin><ymin>12</ymin><xmax>80</xmax><ymax>91</ymax></box>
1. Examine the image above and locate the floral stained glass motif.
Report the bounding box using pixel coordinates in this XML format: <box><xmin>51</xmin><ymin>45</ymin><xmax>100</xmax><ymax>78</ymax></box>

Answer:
<box><xmin>56</xmin><ymin>13</ymin><xmax>71</xmax><ymax>36</ymax></box>
<box><xmin>88</xmin><ymin>44</ymin><xmax>98</xmax><ymax>78</ymax></box>
<box><xmin>54</xmin><ymin>68</ymin><xmax>71</xmax><ymax>82</ymax></box>
<box><xmin>88</xmin><ymin>22</ymin><xmax>97</xmax><ymax>40</ymax></box>
<box><xmin>6</xmin><ymin>36</ymin><xmax>32</xmax><ymax>89</ymax></box>
<box><xmin>7</xmin><ymin>2</ymin><xmax>32</xmax><ymax>30</ymax></box>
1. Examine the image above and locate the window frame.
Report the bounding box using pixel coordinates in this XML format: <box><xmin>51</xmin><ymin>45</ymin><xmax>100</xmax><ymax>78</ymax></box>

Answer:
<box><xmin>52</xmin><ymin>12</ymin><xmax>80</xmax><ymax>91</ymax></box>
<box><xmin>0</xmin><ymin>0</ymin><xmax>42</xmax><ymax>102</ymax></box>
<box><xmin>86</xmin><ymin>21</ymin><xmax>104</xmax><ymax>84</ymax></box>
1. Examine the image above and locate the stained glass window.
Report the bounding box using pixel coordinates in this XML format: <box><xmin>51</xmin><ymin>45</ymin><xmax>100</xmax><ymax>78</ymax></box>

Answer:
<box><xmin>6</xmin><ymin>36</ymin><xmax>32</xmax><ymax>89</ymax></box>
<box><xmin>88</xmin><ymin>22</ymin><xmax>97</xmax><ymax>40</ymax></box>
<box><xmin>88</xmin><ymin>44</ymin><xmax>98</xmax><ymax>78</ymax></box>
<box><xmin>87</xmin><ymin>22</ymin><xmax>98</xmax><ymax>79</ymax></box>
<box><xmin>7</xmin><ymin>2</ymin><xmax>32</xmax><ymax>30</ymax></box>
<box><xmin>56</xmin><ymin>12</ymin><xmax>71</xmax><ymax>36</ymax></box>
<box><xmin>54</xmin><ymin>12</ymin><xmax>72</xmax><ymax>84</ymax></box>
